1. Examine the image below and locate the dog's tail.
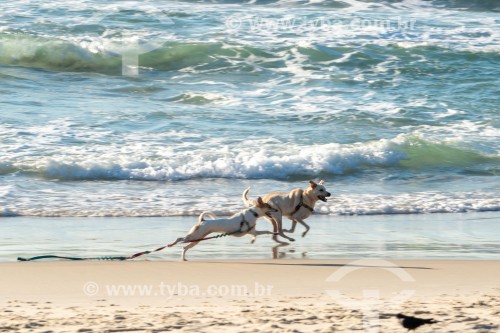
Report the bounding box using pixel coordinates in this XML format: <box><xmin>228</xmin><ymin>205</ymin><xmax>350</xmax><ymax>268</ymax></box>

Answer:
<box><xmin>189</xmin><ymin>212</ymin><xmax>216</xmax><ymax>235</ymax></box>
<box><xmin>242</xmin><ymin>187</ymin><xmax>256</xmax><ymax>207</ymax></box>
<box><xmin>198</xmin><ymin>212</ymin><xmax>217</xmax><ymax>224</ymax></box>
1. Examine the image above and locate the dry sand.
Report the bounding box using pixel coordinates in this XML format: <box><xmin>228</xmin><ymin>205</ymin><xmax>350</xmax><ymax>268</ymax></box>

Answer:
<box><xmin>1</xmin><ymin>259</ymin><xmax>499</xmax><ymax>332</ymax></box>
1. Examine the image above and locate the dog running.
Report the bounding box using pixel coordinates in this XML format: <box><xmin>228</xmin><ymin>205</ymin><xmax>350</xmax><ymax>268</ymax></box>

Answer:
<box><xmin>168</xmin><ymin>197</ymin><xmax>277</xmax><ymax>261</ymax></box>
<box><xmin>242</xmin><ymin>180</ymin><xmax>331</xmax><ymax>244</ymax></box>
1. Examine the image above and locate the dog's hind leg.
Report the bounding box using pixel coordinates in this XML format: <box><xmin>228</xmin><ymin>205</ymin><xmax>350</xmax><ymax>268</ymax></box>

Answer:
<box><xmin>283</xmin><ymin>220</ymin><xmax>298</xmax><ymax>233</ymax></box>
<box><xmin>181</xmin><ymin>241</ymin><xmax>200</xmax><ymax>261</ymax></box>
<box><xmin>180</xmin><ymin>228</ymin><xmax>211</xmax><ymax>261</ymax></box>
<box><xmin>271</xmin><ymin>213</ymin><xmax>295</xmax><ymax>242</ymax></box>
<box><xmin>168</xmin><ymin>237</ymin><xmax>185</xmax><ymax>247</ymax></box>
<box><xmin>267</xmin><ymin>216</ymin><xmax>289</xmax><ymax>245</ymax></box>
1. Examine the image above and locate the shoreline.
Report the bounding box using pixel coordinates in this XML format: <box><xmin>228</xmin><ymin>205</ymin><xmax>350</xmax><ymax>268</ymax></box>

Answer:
<box><xmin>2</xmin><ymin>211</ymin><xmax>500</xmax><ymax>262</ymax></box>
<box><xmin>1</xmin><ymin>259</ymin><xmax>499</xmax><ymax>332</ymax></box>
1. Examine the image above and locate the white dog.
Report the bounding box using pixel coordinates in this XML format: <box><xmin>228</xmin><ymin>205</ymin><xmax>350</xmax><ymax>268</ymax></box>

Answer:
<box><xmin>242</xmin><ymin>180</ymin><xmax>331</xmax><ymax>244</ymax></box>
<box><xmin>168</xmin><ymin>197</ymin><xmax>277</xmax><ymax>261</ymax></box>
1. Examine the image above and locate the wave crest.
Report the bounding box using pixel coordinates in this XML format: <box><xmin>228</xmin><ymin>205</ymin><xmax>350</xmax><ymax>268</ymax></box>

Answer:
<box><xmin>1</xmin><ymin>135</ymin><xmax>496</xmax><ymax>181</ymax></box>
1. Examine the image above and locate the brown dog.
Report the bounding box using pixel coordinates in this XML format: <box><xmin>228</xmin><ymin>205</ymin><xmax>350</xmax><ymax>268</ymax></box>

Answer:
<box><xmin>242</xmin><ymin>180</ymin><xmax>331</xmax><ymax>244</ymax></box>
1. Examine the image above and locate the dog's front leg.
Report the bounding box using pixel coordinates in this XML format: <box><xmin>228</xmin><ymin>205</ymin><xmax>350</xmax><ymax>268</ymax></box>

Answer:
<box><xmin>294</xmin><ymin>218</ymin><xmax>310</xmax><ymax>237</ymax></box>
<box><xmin>249</xmin><ymin>230</ymin><xmax>276</xmax><ymax>244</ymax></box>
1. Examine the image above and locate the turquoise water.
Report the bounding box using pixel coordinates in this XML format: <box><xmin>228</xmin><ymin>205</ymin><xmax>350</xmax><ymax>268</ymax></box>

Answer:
<box><xmin>0</xmin><ymin>0</ymin><xmax>499</xmax><ymax>217</ymax></box>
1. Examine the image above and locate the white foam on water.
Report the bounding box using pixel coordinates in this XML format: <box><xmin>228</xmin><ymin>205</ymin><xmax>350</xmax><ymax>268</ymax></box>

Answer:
<box><xmin>1</xmin><ymin>133</ymin><xmax>406</xmax><ymax>181</ymax></box>
<box><xmin>322</xmin><ymin>192</ymin><xmax>500</xmax><ymax>215</ymax></box>
<box><xmin>168</xmin><ymin>92</ymin><xmax>237</xmax><ymax>106</ymax></box>
<box><xmin>433</xmin><ymin>108</ymin><xmax>466</xmax><ymax>119</ymax></box>
<box><xmin>1</xmin><ymin>184</ymin><xmax>498</xmax><ymax>217</ymax></box>
<box><xmin>1</xmin><ymin>118</ymin><xmax>497</xmax><ymax>181</ymax></box>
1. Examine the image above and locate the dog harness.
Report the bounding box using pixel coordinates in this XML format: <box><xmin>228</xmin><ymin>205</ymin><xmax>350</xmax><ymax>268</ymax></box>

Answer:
<box><xmin>238</xmin><ymin>209</ymin><xmax>258</xmax><ymax>233</ymax></box>
<box><xmin>18</xmin><ymin>209</ymin><xmax>261</xmax><ymax>262</ymax></box>
<box><xmin>291</xmin><ymin>192</ymin><xmax>314</xmax><ymax>216</ymax></box>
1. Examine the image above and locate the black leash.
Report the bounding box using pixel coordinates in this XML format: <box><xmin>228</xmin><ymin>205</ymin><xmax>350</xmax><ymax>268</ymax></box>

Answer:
<box><xmin>17</xmin><ymin>255</ymin><xmax>128</xmax><ymax>261</ymax></box>
<box><xmin>17</xmin><ymin>212</ymin><xmax>257</xmax><ymax>262</ymax></box>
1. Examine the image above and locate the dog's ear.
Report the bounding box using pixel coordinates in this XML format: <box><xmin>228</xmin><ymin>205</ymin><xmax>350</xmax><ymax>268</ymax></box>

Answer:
<box><xmin>256</xmin><ymin>196</ymin><xmax>264</xmax><ymax>207</ymax></box>
<box><xmin>318</xmin><ymin>180</ymin><xmax>325</xmax><ymax>185</ymax></box>
<box><xmin>309</xmin><ymin>180</ymin><xmax>317</xmax><ymax>188</ymax></box>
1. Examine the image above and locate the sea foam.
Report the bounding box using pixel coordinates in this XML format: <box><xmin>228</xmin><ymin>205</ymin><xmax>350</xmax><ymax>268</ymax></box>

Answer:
<box><xmin>1</xmin><ymin>128</ymin><xmax>497</xmax><ymax>181</ymax></box>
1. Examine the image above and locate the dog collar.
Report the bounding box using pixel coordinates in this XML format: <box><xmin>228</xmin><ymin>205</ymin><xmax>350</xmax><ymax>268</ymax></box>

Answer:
<box><xmin>249</xmin><ymin>209</ymin><xmax>259</xmax><ymax>218</ymax></box>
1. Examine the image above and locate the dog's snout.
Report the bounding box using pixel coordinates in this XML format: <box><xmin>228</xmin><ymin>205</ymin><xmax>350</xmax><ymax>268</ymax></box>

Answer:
<box><xmin>326</xmin><ymin>192</ymin><xmax>331</xmax><ymax>197</ymax></box>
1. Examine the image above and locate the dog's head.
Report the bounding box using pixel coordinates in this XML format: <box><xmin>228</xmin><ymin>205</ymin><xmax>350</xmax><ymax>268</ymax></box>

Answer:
<box><xmin>309</xmin><ymin>180</ymin><xmax>331</xmax><ymax>202</ymax></box>
<box><xmin>255</xmin><ymin>196</ymin><xmax>278</xmax><ymax>217</ymax></box>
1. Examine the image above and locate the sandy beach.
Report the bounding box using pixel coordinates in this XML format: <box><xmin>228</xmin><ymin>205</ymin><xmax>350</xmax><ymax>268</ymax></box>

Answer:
<box><xmin>2</xmin><ymin>0</ymin><xmax>499</xmax><ymax>332</ymax></box>
<box><xmin>1</xmin><ymin>259</ymin><xmax>499</xmax><ymax>332</ymax></box>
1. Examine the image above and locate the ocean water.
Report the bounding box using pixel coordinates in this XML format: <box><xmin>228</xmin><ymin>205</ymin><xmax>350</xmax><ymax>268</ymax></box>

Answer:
<box><xmin>0</xmin><ymin>0</ymin><xmax>499</xmax><ymax>219</ymax></box>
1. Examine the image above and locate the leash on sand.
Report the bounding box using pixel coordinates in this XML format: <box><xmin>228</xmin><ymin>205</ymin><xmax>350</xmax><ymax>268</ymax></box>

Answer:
<box><xmin>17</xmin><ymin>221</ymin><xmax>257</xmax><ymax>262</ymax></box>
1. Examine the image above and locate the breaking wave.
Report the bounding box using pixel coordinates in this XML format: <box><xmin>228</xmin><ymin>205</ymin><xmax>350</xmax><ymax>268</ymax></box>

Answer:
<box><xmin>1</xmin><ymin>135</ymin><xmax>497</xmax><ymax>181</ymax></box>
